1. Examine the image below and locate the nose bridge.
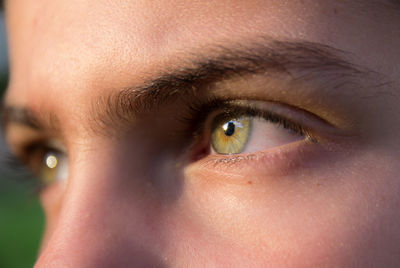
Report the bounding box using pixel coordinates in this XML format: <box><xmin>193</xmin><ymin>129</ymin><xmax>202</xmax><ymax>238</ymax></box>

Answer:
<box><xmin>34</xmin><ymin>148</ymin><xmax>166</xmax><ymax>267</ymax></box>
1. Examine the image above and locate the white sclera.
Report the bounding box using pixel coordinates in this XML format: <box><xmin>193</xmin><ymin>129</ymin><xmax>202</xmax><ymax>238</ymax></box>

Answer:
<box><xmin>240</xmin><ymin>118</ymin><xmax>304</xmax><ymax>153</ymax></box>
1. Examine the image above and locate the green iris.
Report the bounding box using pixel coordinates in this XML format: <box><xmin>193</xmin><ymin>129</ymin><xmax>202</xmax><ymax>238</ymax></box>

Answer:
<box><xmin>211</xmin><ymin>115</ymin><xmax>252</xmax><ymax>154</ymax></box>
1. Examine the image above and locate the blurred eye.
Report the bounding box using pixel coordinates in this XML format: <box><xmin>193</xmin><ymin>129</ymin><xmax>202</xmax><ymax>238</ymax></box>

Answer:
<box><xmin>38</xmin><ymin>151</ymin><xmax>69</xmax><ymax>185</ymax></box>
<box><xmin>210</xmin><ymin>109</ymin><xmax>306</xmax><ymax>155</ymax></box>
<box><xmin>25</xmin><ymin>146</ymin><xmax>69</xmax><ymax>187</ymax></box>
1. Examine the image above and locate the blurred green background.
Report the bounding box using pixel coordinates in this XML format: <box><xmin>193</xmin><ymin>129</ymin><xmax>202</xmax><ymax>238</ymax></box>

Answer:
<box><xmin>0</xmin><ymin>13</ymin><xmax>44</xmax><ymax>268</ymax></box>
<box><xmin>0</xmin><ymin>172</ymin><xmax>43</xmax><ymax>268</ymax></box>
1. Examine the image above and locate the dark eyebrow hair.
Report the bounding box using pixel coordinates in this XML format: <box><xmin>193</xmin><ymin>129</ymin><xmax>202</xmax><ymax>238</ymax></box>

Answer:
<box><xmin>1</xmin><ymin>104</ymin><xmax>60</xmax><ymax>134</ymax></box>
<box><xmin>91</xmin><ymin>39</ymin><xmax>374</xmax><ymax>134</ymax></box>
<box><xmin>1</xmin><ymin>106</ymin><xmax>41</xmax><ymax>130</ymax></box>
<box><xmin>2</xmin><ymin>39</ymin><xmax>379</xmax><ymax>136</ymax></box>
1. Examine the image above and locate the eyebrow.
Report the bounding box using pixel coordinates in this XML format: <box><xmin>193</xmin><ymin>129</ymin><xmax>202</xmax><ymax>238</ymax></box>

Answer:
<box><xmin>1</xmin><ymin>105</ymin><xmax>42</xmax><ymax>130</ymax></box>
<box><xmin>91</xmin><ymin>39</ymin><xmax>373</xmax><ymax>134</ymax></box>
<box><xmin>1</xmin><ymin>105</ymin><xmax>61</xmax><ymax>135</ymax></box>
<box><xmin>2</xmin><ymin>39</ymin><xmax>377</xmax><ymax>135</ymax></box>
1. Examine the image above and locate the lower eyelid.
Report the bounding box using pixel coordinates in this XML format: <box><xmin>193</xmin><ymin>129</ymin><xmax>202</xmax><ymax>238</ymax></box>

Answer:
<box><xmin>187</xmin><ymin>139</ymin><xmax>331</xmax><ymax>181</ymax></box>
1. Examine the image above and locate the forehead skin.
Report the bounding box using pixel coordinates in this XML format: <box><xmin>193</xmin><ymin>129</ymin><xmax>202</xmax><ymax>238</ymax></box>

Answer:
<box><xmin>6</xmin><ymin>0</ymin><xmax>400</xmax><ymax>109</ymax></box>
<box><xmin>4</xmin><ymin>0</ymin><xmax>400</xmax><ymax>267</ymax></box>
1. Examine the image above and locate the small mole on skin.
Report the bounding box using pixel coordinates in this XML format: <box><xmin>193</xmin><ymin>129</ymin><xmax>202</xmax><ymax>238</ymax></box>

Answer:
<box><xmin>334</xmin><ymin>8</ymin><xmax>338</xmax><ymax>15</ymax></box>
<box><xmin>248</xmin><ymin>181</ymin><xmax>253</xmax><ymax>185</ymax></box>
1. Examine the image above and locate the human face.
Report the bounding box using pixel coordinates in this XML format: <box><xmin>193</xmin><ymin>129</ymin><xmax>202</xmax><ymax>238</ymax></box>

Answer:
<box><xmin>3</xmin><ymin>0</ymin><xmax>400</xmax><ymax>267</ymax></box>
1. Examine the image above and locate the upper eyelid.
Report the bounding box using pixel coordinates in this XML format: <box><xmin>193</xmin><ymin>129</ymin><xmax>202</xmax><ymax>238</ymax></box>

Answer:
<box><xmin>213</xmin><ymin>105</ymin><xmax>309</xmax><ymax>136</ymax></box>
<box><xmin>187</xmin><ymin>99</ymin><xmax>323</xmax><ymax>142</ymax></box>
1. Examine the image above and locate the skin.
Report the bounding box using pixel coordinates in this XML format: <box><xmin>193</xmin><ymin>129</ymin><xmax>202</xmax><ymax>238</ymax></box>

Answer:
<box><xmin>3</xmin><ymin>0</ymin><xmax>400</xmax><ymax>267</ymax></box>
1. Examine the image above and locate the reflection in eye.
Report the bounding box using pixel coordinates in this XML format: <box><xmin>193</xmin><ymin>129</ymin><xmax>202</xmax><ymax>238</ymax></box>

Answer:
<box><xmin>35</xmin><ymin>150</ymin><xmax>69</xmax><ymax>186</ymax></box>
<box><xmin>210</xmin><ymin>110</ymin><xmax>305</xmax><ymax>155</ymax></box>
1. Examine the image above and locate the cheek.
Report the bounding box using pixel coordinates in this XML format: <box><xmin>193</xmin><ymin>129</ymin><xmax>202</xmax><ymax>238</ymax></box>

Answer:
<box><xmin>174</xmin><ymin>149</ymin><xmax>400</xmax><ymax>266</ymax></box>
<box><xmin>36</xmin><ymin>143</ymin><xmax>400</xmax><ymax>266</ymax></box>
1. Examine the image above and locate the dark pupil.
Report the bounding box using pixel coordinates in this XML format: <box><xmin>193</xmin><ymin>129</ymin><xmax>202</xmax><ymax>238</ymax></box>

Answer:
<box><xmin>224</xmin><ymin>121</ymin><xmax>236</xmax><ymax>136</ymax></box>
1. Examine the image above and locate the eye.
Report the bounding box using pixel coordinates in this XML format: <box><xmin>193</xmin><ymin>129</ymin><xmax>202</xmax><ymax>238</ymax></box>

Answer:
<box><xmin>184</xmin><ymin>98</ymin><xmax>316</xmax><ymax>157</ymax></box>
<box><xmin>25</xmin><ymin>145</ymin><xmax>69</xmax><ymax>187</ymax></box>
<box><xmin>210</xmin><ymin>112</ymin><xmax>305</xmax><ymax>155</ymax></box>
<box><xmin>37</xmin><ymin>150</ymin><xmax>69</xmax><ymax>185</ymax></box>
